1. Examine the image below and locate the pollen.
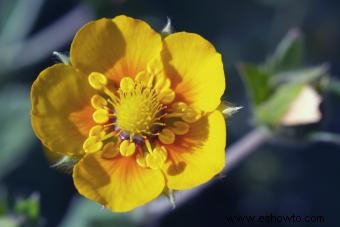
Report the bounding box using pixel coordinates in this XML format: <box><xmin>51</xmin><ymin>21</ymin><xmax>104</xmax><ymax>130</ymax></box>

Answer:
<box><xmin>113</xmin><ymin>77</ymin><xmax>164</xmax><ymax>135</ymax></box>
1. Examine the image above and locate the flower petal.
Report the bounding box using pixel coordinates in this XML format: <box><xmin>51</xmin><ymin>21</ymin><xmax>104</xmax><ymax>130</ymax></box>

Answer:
<box><xmin>31</xmin><ymin>64</ymin><xmax>94</xmax><ymax>156</ymax></box>
<box><xmin>163</xmin><ymin>111</ymin><xmax>226</xmax><ymax>190</ymax></box>
<box><xmin>70</xmin><ymin>18</ymin><xmax>125</xmax><ymax>75</ymax></box>
<box><xmin>106</xmin><ymin>15</ymin><xmax>162</xmax><ymax>82</ymax></box>
<box><xmin>162</xmin><ymin>32</ymin><xmax>226</xmax><ymax>112</ymax></box>
<box><xmin>73</xmin><ymin>153</ymin><xmax>165</xmax><ymax>212</ymax></box>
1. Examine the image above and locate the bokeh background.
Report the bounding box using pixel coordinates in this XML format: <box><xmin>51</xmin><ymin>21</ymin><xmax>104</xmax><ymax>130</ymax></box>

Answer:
<box><xmin>0</xmin><ymin>0</ymin><xmax>340</xmax><ymax>226</ymax></box>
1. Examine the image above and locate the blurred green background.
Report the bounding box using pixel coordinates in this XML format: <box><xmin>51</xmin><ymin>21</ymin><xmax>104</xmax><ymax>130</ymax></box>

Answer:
<box><xmin>0</xmin><ymin>0</ymin><xmax>340</xmax><ymax>226</ymax></box>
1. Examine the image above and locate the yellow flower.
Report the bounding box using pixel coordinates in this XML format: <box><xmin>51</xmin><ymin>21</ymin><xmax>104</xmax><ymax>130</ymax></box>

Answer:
<box><xmin>31</xmin><ymin>15</ymin><xmax>226</xmax><ymax>212</ymax></box>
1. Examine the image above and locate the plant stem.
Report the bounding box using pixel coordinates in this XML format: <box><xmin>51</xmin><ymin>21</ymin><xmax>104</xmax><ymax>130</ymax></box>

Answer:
<box><xmin>139</xmin><ymin>127</ymin><xmax>271</xmax><ymax>226</ymax></box>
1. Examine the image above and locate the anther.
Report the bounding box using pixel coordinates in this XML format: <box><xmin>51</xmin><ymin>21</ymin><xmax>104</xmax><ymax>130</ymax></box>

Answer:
<box><xmin>158</xmin><ymin>128</ymin><xmax>175</xmax><ymax>144</ymax></box>
<box><xmin>120</xmin><ymin>77</ymin><xmax>135</xmax><ymax>92</ymax></box>
<box><xmin>119</xmin><ymin>140</ymin><xmax>136</xmax><ymax>156</ymax></box>
<box><xmin>92</xmin><ymin>109</ymin><xmax>109</xmax><ymax>124</ymax></box>
<box><xmin>91</xmin><ymin>94</ymin><xmax>107</xmax><ymax>109</ymax></box>
<box><xmin>170</xmin><ymin>121</ymin><xmax>190</xmax><ymax>135</ymax></box>
<box><xmin>88</xmin><ymin>72</ymin><xmax>107</xmax><ymax>90</ymax></box>
<box><xmin>145</xmin><ymin>146</ymin><xmax>167</xmax><ymax>169</ymax></box>
<box><xmin>83</xmin><ymin>137</ymin><xmax>103</xmax><ymax>153</ymax></box>
<box><xmin>101</xmin><ymin>142</ymin><xmax>119</xmax><ymax>159</ymax></box>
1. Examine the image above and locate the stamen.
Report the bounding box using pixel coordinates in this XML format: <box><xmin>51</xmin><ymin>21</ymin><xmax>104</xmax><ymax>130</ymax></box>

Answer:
<box><xmin>112</xmin><ymin>77</ymin><xmax>165</xmax><ymax>135</ymax></box>
<box><xmin>101</xmin><ymin>142</ymin><xmax>119</xmax><ymax>159</ymax></box>
<box><xmin>103</xmin><ymin>87</ymin><xmax>118</xmax><ymax>101</ymax></box>
<box><xmin>171</xmin><ymin>102</ymin><xmax>188</xmax><ymax>112</ymax></box>
<box><xmin>91</xmin><ymin>95</ymin><xmax>107</xmax><ymax>109</ymax></box>
<box><xmin>92</xmin><ymin>109</ymin><xmax>109</xmax><ymax>124</ymax></box>
<box><xmin>101</xmin><ymin>132</ymin><xmax>116</xmax><ymax>141</ymax></box>
<box><xmin>164</xmin><ymin>112</ymin><xmax>184</xmax><ymax>118</ymax></box>
<box><xmin>182</xmin><ymin>107</ymin><xmax>201</xmax><ymax>123</ymax></box>
<box><xmin>119</xmin><ymin>140</ymin><xmax>136</xmax><ymax>156</ymax></box>
<box><xmin>83</xmin><ymin>137</ymin><xmax>103</xmax><ymax>153</ymax></box>
<box><xmin>144</xmin><ymin>139</ymin><xmax>153</xmax><ymax>153</ymax></box>
<box><xmin>135</xmin><ymin>71</ymin><xmax>149</xmax><ymax>86</ymax></box>
<box><xmin>145</xmin><ymin>146</ymin><xmax>167</xmax><ymax>169</ymax></box>
<box><xmin>103</xmin><ymin>122</ymin><xmax>117</xmax><ymax>128</ymax></box>
<box><xmin>136</xmin><ymin>152</ymin><xmax>147</xmax><ymax>167</ymax></box>
<box><xmin>120</xmin><ymin>77</ymin><xmax>135</xmax><ymax>92</ymax></box>
<box><xmin>159</xmin><ymin>88</ymin><xmax>175</xmax><ymax>104</ymax></box>
<box><xmin>158</xmin><ymin>128</ymin><xmax>175</xmax><ymax>144</ymax></box>
<box><xmin>168</xmin><ymin>102</ymin><xmax>201</xmax><ymax>123</ymax></box>
<box><xmin>88</xmin><ymin>72</ymin><xmax>107</xmax><ymax>90</ymax></box>
<box><xmin>89</xmin><ymin>125</ymin><xmax>105</xmax><ymax>137</ymax></box>
<box><xmin>170</xmin><ymin>121</ymin><xmax>190</xmax><ymax>135</ymax></box>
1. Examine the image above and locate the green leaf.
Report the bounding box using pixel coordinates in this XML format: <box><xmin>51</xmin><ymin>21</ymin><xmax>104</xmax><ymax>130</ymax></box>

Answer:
<box><xmin>266</xmin><ymin>29</ymin><xmax>304</xmax><ymax>72</ymax></box>
<box><xmin>237</xmin><ymin>64</ymin><xmax>273</xmax><ymax>106</ymax></box>
<box><xmin>58</xmin><ymin>197</ymin><xmax>140</xmax><ymax>227</ymax></box>
<box><xmin>0</xmin><ymin>85</ymin><xmax>34</xmax><ymax>179</ymax></box>
<box><xmin>256</xmin><ymin>83</ymin><xmax>304</xmax><ymax>126</ymax></box>
<box><xmin>14</xmin><ymin>194</ymin><xmax>40</xmax><ymax>221</ymax></box>
<box><xmin>271</xmin><ymin>64</ymin><xmax>329</xmax><ymax>86</ymax></box>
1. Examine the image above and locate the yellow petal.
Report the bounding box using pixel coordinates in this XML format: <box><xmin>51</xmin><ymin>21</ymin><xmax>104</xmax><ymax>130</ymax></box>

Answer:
<box><xmin>31</xmin><ymin>64</ymin><xmax>94</xmax><ymax>156</ymax></box>
<box><xmin>163</xmin><ymin>111</ymin><xmax>226</xmax><ymax>190</ymax></box>
<box><xmin>73</xmin><ymin>154</ymin><xmax>165</xmax><ymax>212</ymax></box>
<box><xmin>70</xmin><ymin>18</ymin><xmax>125</xmax><ymax>74</ymax></box>
<box><xmin>162</xmin><ymin>32</ymin><xmax>226</xmax><ymax>112</ymax></box>
<box><xmin>106</xmin><ymin>15</ymin><xmax>162</xmax><ymax>83</ymax></box>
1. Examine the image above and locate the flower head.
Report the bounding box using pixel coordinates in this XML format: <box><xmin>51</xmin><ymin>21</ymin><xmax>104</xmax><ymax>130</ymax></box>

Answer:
<box><xmin>31</xmin><ymin>15</ymin><xmax>226</xmax><ymax>212</ymax></box>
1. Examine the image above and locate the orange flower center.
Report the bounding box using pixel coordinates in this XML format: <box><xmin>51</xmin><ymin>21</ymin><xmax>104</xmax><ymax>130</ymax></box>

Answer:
<box><xmin>83</xmin><ymin>70</ymin><xmax>202</xmax><ymax>169</ymax></box>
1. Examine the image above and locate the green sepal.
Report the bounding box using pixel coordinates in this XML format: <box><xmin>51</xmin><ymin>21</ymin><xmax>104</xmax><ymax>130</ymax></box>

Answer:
<box><xmin>237</xmin><ymin>64</ymin><xmax>273</xmax><ymax>106</ymax></box>
<box><xmin>161</xmin><ymin>17</ymin><xmax>173</xmax><ymax>38</ymax></box>
<box><xmin>162</xmin><ymin>188</ymin><xmax>176</xmax><ymax>209</ymax></box>
<box><xmin>53</xmin><ymin>51</ymin><xmax>70</xmax><ymax>65</ymax></box>
<box><xmin>265</xmin><ymin>28</ymin><xmax>304</xmax><ymax>73</ymax></box>
<box><xmin>271</xmin><ymin>64</ymin><xmax>329</xmax><ymax>86</ymax></box>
